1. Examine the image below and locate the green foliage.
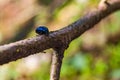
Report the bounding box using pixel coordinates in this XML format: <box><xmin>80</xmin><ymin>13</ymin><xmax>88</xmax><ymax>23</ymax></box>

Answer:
<box><xmin>111</xmin><ymin>69</ymin><xmax>120</xmax><ymax>79</ymax></box>
<box><xmin>65</xmin><ymin>37</ymin><xmax>82</xmax><ymax>56</ymax></box>
<box><xmin>93</xmin><ymin>59</ymin><xmax>108</xmax><ymax>77</ymax></box>
<box><xmin>52</xmin><ymin>0</ymin><xmax>73</xmax><ymax>19</ymax></box>
<box><xmin>37</xmin><ymin>0</ymin><xmax>53</xmax><ymax>5</ymax></box>
<box><xmin>0</xmin><ymin>64</ymin><xmax>19</xmax><ymax>80</ymax></box>
<box><xmin>106</xmin><ymin>12</ymin><xmax>120</xmax><ymax>33</ymax></box>
<box><xmin>109</xmin><ymin>44</ymin><xmax>120</xmax><ymax>68</ymax></box>
<box><xmin>30</xmin><ymin>63</ymin><xmax>50</xmax><ymax>80</ymax></box>
<box><xmin>61</xmin><ymin>53</ymin><xmax>92</xmax><ymax>80</ymax></box>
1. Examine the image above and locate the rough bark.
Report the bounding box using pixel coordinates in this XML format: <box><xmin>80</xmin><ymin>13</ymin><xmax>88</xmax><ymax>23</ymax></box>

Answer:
<box><xmin>0</xmin><ymin>0</ymin><xmax>120</xmax><ymax>65</ymax></box>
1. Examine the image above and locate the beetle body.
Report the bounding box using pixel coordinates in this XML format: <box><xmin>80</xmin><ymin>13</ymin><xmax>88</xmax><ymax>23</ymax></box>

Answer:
<box><xmin>35</xmin><ymin>26</ymin><xmax>49</xmax><ymax>36</ymax></box>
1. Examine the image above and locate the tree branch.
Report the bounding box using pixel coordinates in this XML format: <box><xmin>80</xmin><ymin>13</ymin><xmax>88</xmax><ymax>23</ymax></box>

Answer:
<box><xmin>0</xmin><ymin>0</ymin><xmax>120</xmax><ymax>65</ymax></box>
<box><xmin>50</xmin><ymin>48</ymin><xmax>64</xmax><ymax>80</ymax></box>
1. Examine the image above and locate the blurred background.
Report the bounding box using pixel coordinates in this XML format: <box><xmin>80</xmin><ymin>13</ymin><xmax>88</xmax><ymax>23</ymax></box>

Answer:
<box><xmin>0</xmin><ymin>0</ymin><xmax>120</xmax><ymax>80</ymax></box>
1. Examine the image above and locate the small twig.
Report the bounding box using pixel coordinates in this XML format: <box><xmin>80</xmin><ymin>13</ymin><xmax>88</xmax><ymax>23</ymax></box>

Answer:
<box><xmin>50</xmin><ymin>49</ymin><xmax>64</xmax><ymax>80</ymax></box>
<box><xmin>50</xmin><ymin>41</ymin><xmax>68</xmax><ymax>80</ymax></box>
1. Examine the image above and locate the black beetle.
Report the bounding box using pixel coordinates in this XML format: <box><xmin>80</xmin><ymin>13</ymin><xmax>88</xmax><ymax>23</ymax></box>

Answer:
<box><xmin>35</xmin><ymin>26</ymin><xmax>49</xmax><ymax>36</ymax></box>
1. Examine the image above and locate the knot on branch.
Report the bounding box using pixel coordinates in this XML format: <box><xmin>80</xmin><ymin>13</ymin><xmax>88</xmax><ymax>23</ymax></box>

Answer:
<box><xmin>99</xmin><ymin>0</ymin><xmax>111</xmax><ymax>10</ymax></box>
<box><xmin>53</xmin><ymin>39</ymin><xmax>69</xmax><ymax>53</ymax></box>
<box><xmin>49</xmin><ymin>30</ymin><xmax>71</xmax><ymax>52</ymax></box>
<box><xmin>53</xmin><ymin>33</ymin><xmax>72</xmax><ymax>53</ymax></box>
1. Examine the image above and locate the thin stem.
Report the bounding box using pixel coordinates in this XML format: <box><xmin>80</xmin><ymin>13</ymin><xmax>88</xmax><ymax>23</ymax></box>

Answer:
<box><xmin>50</xmin><ymin>49</ymin><xmax>64</xmax><ymax>80</ymax></box>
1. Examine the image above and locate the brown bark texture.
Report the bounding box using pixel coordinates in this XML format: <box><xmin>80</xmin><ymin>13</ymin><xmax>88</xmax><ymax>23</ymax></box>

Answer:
<box><xmin>0</xmin><ymin>0</ymin><xmax>120</xmax><ymax>65</ymax></box>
